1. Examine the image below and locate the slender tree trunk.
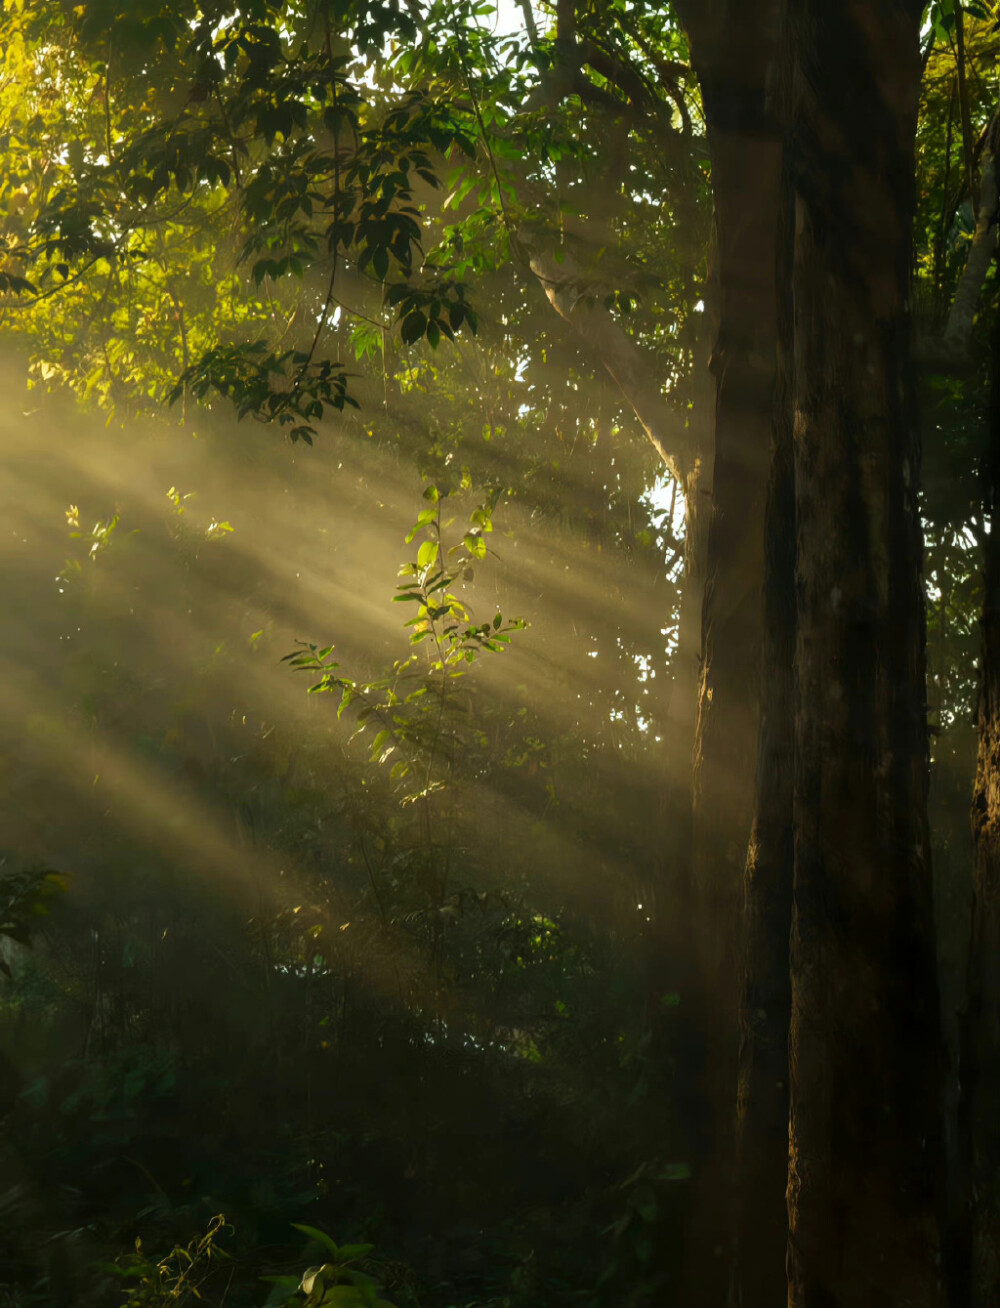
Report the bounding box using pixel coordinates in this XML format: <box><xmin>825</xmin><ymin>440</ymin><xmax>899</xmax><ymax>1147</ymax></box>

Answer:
<box><xmin>731</xmin><ymin>143</ymin><xmax>794</xmax><ymax>1308</ymax></box>
<box><xmin>963</xmin><ymin>255</ymin><xmax>1000</xmax><ymax>1308</ymax></box>
<box><xmin>785</xmin><ymin>4</ymin><xmax>947</xmax><ymax>1303</ymax></box>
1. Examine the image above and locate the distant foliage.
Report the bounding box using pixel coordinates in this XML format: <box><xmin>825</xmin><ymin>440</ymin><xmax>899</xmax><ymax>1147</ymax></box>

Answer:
<box><xmin>0</xmin><ymin>865</ymin><xmax>68</xmax><ymax>978</ymax></box>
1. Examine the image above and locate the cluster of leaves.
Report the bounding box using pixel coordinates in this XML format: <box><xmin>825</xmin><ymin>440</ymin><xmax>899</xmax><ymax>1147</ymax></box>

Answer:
<box><xmin>0</xmin><ymin>864</ymin><xmax>68</xmax><ymax>979</ymax></box>
<box><xmin>0</xmin><ymin>0</ymin><xmax>499</xmax><ymax>432</ymax></box>
<box><xmin>285</xmin><ymin>487</ymin><xmax>525</xmax><ymax>797</ymax></box>
<box><xmin>924</xmin><ymin>0</ymin><xmax>995</xmax><ymax>45</ymax></box>
<box><xmin>99</xmin><ymin>1216</ymin><xmax>400</xmax><ymax>1308</ymax></box>
<box><xmin>100</xmin><ymin>1214</ymin><xmax>235</xmax><ymax>1306</ymax></box>
<box><xmin>0</xmin><ymin>0</ymin><xmax>713</xmax><ymax>455</ymax></box>
<box><xmin>170</xmin><ymin>342</ymin><xmax>358</xmax><ymax>444</ymax></box>
<box><xmin>264</xmin><ymin>1227</ymin><xmax>396</xmax><ymax>1308</ymax></box>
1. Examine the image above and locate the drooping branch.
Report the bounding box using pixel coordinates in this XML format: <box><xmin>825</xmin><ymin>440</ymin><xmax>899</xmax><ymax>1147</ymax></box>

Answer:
<box><xmin>942</xmin><ymin>116</ymin><xmax>999</xmax><ymax>355</ymax></box>
<box><xmin>499</xmin><ymin>7</ymin><xmax>706</xmax><ymax>481</ymax></box>
<box><xmin>576</xmin><ymin>37</ymin><xmax>657</xmax><ymax>112</ymax></box>
<box><xmin>919</xmin><ymin>113</ymin><xmax>1000</xmax><ymax>366</ymax></box>
<box><xmin>523</xmin><ymin>239</ymin><xmax>699</xmax><ymax>483</ymax></box>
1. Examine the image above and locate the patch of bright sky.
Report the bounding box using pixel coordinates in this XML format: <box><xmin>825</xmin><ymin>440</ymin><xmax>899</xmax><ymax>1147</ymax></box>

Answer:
<box><xmin>489</xmin><ymin>0</ymin><xmax>532</xmax><ymax>37</ymax></box>
<box><xmin>642</xmin><ymin>471</ymin><xmax>687</xmax><ymax>576</ymax></box>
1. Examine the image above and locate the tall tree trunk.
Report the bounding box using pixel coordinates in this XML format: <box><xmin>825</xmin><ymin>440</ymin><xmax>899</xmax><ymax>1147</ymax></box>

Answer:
<box><xmin>731</xmin><ymin>143</ymin><xmax>794</xmax><ymax>1308</ymax></box>
<box><xmin>963</xmin><ymin>256</ymin><xmax>1000</xmax><ymax>1308</ymax></box>
<box><xmin>785</xmin><ymin>3</ymin><xmax>947</xmax><ymax>1303</ymax></box>
<box><xmin>687</xmin><ymin>0</ymin><xmax>780</xmax><ymax>971</ymax></box>
<box><xmin>675</xmin><ymin>5</ymin><xmax>781</xmax><ymax>1301</ymax></box>
<box><xmin>690</xmin><ymin>113</ymin><xmax>780</xmax><ymax>981</ymax></box>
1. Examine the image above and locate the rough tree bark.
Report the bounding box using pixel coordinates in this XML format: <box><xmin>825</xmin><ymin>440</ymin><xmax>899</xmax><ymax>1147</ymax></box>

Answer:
<box><xmin>690</xmin><ymin>45</ymin><xmax>780</xmax><ymax>983</ymax></box>
<box><xmin>679</xmin><ymin>0</ymin><xmax>780</xmax><ymax>940</ymax></box>
<box><xmin>671</xmin><ymin>3</ymin><xmax>781</xmax><ymax>1301</ymax></box>
<box><xmin>731</xmin><ymin>141</ymin><xmax>794</xmax><ymax>1308</ymax></box>
<box><xmin>785</xmin><ymin>3</ymin><xmax>947</xmax><ymax>1303</ymax></box>
<box><xmin>962</xmin><ymin>251</ymin><xmax>1000</xmax><ymax>1308</ymax></box>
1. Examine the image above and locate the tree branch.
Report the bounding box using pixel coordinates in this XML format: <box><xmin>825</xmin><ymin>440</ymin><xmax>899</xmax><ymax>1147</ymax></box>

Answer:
<box><xmin>517</xmin><ymin>0</ymin><xmax>538</xmax><ymax>44</ymax></box>
<box><xmin>942</xmin><ymin>132</ymin><xmax>998</xmax><ymax>355</ymax></box>
<box><xmin>919</xmin><ymin>113</ymin><xmax>1000</xmax><ymax>367</ymax></box>
<box><xmin>523</xmin><ymin>239</ymin><xmax>698</xmax><ymax>482</ymax></box>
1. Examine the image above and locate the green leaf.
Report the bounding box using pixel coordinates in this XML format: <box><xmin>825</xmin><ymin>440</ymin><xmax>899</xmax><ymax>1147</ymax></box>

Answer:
<box><xmin>300</xmin><ymin>1263</ymin><xmax>331</xmax><ymax>1295</ymax></box>
<box><xmin>336</xmin><ymin>1244</ymin><xmax>375</xmax><ymax>1262</ymax></box>
<box><xmin>261</xmin><ymin>1275</ymin><xmax>302</xmax><ymax>1307</ymax></box>
<box><xmin>659</xmin><ymin>1162</ymin><xmax>691</xmax><ymax>1182</ymax></box>
<box><xmin>320</xmin><ymin>1287</ymin><xmax>366</xmax><ymax>1308</ymax></box>
<box><xmin>291</xmin><ymin>1225</ymin><xmax>340</xmax><ymax>1259</ymax></box>
<box><xmin>405</xmin><ymin>508</ymin><xmax>437</xmax><ymax>543</ymax></box>
<box><xmin>400</xmin><ymin>310</ymin><xmax>427</xmax><ymax>344</ymax></box>
<box><xmin>417</xmin><ymin>539</ymin><xmax>439</xmax><ymax>570</ymax></box>
<box><xmin>341</xmin><ymin>1268</ymin><xmax>376</xmax><ymax>1286</ymax></box>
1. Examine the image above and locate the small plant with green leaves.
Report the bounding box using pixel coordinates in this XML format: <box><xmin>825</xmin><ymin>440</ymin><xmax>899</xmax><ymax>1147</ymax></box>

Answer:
<box><xmin>284</xmin><ymin>485</ymin><xmax>525</xmax><ymax>802</ymax></box>
<box><xmin>284</xmin><ymin>485</ymin><xmax>525</xmax><ymax>932</ymax></box>
<box><xmin>90</xmin><ymin>1220</ymin><xmax>402</xmax><ymax>1308</ymax></box>
<box><xmin>262</xmin><ymin>1225</ymin><xmax>397</xmax><ymax>1308</ymax></box>
<box><xmin>56</xmin><ymin>503</ymin><xmax>122</xmax><ymax>585</ymax></box>
<box><xmin>0</xmin><ymin>863</ymin><xmax>68</xmax><ymax>979</ymax></box>
<box><xmin>165</xmin><ymin>486</ymin><xmax>235</xmax><ymax>544</ymax></box>
<box><xmin>95</xmin><ymin>1214</ymin><xmax>233</xmax><ymax>1305</ymax></box>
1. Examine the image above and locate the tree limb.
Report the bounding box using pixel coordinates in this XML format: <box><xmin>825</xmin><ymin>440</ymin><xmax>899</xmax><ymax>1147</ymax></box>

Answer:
<box><xmin>944</xmin><ymin>151</ymin><xmax>998</xmax><ymax>352</ymax></box>
<box><xmin>517</xmin><ymin>0</ymin><xmax>538</xmax><ymax>44</ymax></box>
<box><xmin>523</xmin><ymin>239</ymin><xmax>698</xmax><ymax>482</ymax></box>
<box><xmin>921</xmin><ymin>114</ymin><xmax>1000</xmax><ymax>365</ymax></box>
